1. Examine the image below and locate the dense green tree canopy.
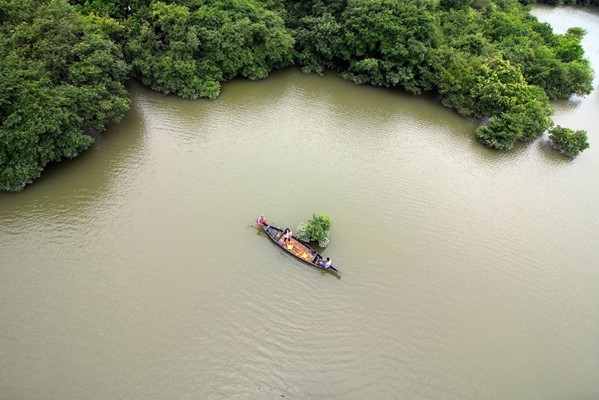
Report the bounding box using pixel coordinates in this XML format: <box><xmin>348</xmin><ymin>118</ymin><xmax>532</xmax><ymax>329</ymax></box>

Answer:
<box><xmin>127</xmin><ymin>0</ymin><xmax>295</xmax><ymax>99</ymax></box>
<box><xmin>1</xmin><ymin>0</ymin><xmax>595</xmax><ymax>190</ymax></box>
<box><xmin>288</xmin><ymin>0</ymin><xmax>592</xmax><ymax>150</ymax></box>
<box><xmin>292</xmin><ymin>13</ymin><xmax>342</xmax><ymax>74</ymax></box>
<box><xmin>0</xmin><ymin>0</ymin><xmax>130</xmax><ymax>191</ymax></box>
<box><xmin>339</xmin><ymin>0</ymin><xmax>440</xmax><ymax>94</ymax></box>
<box><xmin>549</xmin><ymin>126</ymin><xmax>590</xmax><ymax>157</ymax></box>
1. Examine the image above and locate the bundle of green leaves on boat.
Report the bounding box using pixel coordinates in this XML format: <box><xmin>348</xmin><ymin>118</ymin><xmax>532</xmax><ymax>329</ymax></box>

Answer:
<box><xmin>295</xmin><ymin>213</ymin><xmax>332</xmax><ymax>248</ymax></box>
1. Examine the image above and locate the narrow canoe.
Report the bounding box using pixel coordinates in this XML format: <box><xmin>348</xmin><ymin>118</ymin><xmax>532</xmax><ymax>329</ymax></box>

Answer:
<box><xmin>262</xmin><ymin>224</ymin><xmax>342</xmax><ymax>276</ymax></box>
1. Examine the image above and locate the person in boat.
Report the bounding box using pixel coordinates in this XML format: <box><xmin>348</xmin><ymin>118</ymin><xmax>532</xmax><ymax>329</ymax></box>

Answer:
<box><xmin>281</xmin><ymin>228</ymin><xmax>292</xmax><ymax>241</ymax></box>
<box><xmin>279</xmin><ymin>228</ymin><xmax>290</xmax><ymax>244</ymax></box>
<box><xmin>256</xmin><ymin>215</ymin><xmax>267</xmax><ymax>227</ymax></box>
<box><xmin>320</xmin><ymin>257</ymin><xmax>332</xmax><ymax>269</ymax></box>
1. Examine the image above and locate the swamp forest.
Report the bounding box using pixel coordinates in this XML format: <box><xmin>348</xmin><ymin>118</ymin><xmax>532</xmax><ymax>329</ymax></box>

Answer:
<box><xmin>0</xmin><ymin>0</ymin><xmax>596</xmax><ymax>191</ymax></box>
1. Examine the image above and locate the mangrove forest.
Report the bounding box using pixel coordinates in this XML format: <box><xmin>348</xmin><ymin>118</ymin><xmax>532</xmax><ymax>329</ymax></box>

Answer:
<box><xmin>0</xmin><ymin>0</ymin><xmax>595</xmax><ymax>191</ymax></box>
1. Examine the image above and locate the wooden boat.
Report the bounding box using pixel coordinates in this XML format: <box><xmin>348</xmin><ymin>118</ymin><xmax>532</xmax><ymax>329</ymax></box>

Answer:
<box><xmin>262</xmin><ymin>224</ymin><xmax>342</xmax><ymax>276</ymax></box>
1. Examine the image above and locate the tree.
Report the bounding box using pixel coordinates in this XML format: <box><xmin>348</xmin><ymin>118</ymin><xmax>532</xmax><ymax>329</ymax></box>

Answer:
<box><xmin>440</xmin><ymin>0</ymin><xmax>473</xmax><ymax>9</ymax></box>
<box><xmin>486</xmin><ymin>10</ymin><xmax>593</xmax><ymax>99</ymax></box>
<box><xmin>127</xmin><ymin>0</ymin><xmax>295</xmax><ymax>99</ymax></box>
<box><xmin>0</xmin><ymin>0</ymin><xmax>130</xmax><ymax>191</ymax></box>
<box><xmin>338</xmin><ymin>0</ymin><xmax>440</xmax><ymax>94</ymax></box>
<box><xmin>293</xmin><ymin>13</ymin><xmax>342</xmax><ymax>74</ymax></box>
<box><xmin>549</xmin><ymin>126</ymin><xmax>589</xmax><ymax>157</ymax></box>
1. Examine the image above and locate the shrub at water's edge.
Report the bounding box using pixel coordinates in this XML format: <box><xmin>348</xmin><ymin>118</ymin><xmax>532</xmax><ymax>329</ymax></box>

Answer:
<box><xmin>549</xmin><ymin>126</ymin><xmax>590</xmax><ymax>157</ymax></box>
<box><xmin>296</xmin><ymin>213</ymin><xmax>332</xmax><ymax>248</ymax></box>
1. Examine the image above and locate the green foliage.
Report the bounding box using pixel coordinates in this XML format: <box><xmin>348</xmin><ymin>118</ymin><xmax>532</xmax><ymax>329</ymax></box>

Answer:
<box><xmin>549</xmin><ymin>126</ymin><xmax>589</xmax><ymax>158</ymax></box>
<box><xmin>423</xmin><ymin>1</ymin><xmax>592</xmax><ymax>150</ymax></box>
<box><xmin>2</xmin><ymin>0</ymin><xmax>596</xmax><ymax>191</ymax></box>
<box><xmin>127</xmin><ymin>0</ymin><xmax>294</xmax><ymax>99</ymax></box>
<box><xmin>0</xmin><ymin>0</ymin><xmax>130</xmax><ymax>191</ymax></box>
<box><xmin>84</xmin><ymin>0</ymin><xmax>595</xmax><ymax>154</ymax></box>
<box><xmin>483</xmin><ymin>8</ymin><xmax>593</xmax><ymax>99</ymax></box>
<box><xmin>476</xmin><ymin>116</ymin><xmax>519</xmax><ymax>150</ymax></box>
<box><xmin>467</xmin><ymin>60</ymin><xmax>553</xmax><ymax>149</ymax></box>
<box><xmin>338</xmin><ymin>0</ymin><xmax>440</xmax><ymax>94</ymax></box>
<box><xmin>286</xmin><ymin>0</ymin><xmax>592</xmax><ymax>150</ymax></box>
<box><xmin>293</xmin><ymin>13</ymin><xmax>342</xmax><ymax>74</ymax></box>
<box><xmin>471</xmin><ymin>57</ymin><xmax>528</xmax><ymax>116</ymax></box>
<box><xmin>296</xmin><ymin>213</ymin><xmax>332</xmax><ymax>247</ymax></box>
<box><xmin>84</xmin><ymin>12</ymin><xmax>130</xmax><ymax>47</ymax></box>
<box><xmin>285</xmin><ymin>0</ymin><xmax>348</xmax><ymax>22</ymax></box>
<box><xmin>68</xmin><ymin>0</ymin><xmax>148</xmax><ymax>19</ymax></box>
<box><xmin>440</xmin><ymin>0</ymin><xmax>473</xmax><ymax>9</ymax></box>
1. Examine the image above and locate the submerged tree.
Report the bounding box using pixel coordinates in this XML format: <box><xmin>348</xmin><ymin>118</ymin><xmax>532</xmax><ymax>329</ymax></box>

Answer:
<box><xmin>548</xmin><ymin>126</ymin><xmax>589</xmax><ymax>158</ymax></box>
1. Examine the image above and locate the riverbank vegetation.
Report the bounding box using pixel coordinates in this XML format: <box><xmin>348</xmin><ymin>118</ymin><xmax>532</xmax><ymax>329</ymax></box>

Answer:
<box><xmin>0</xmin><ymin>0</ymin><xmax>594</xmax><ymax>190</ymax></box>
<box><xmin>0</xmin><ymin>0</ymin><xmax>130</xmax><ymax>191</ymax></box>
